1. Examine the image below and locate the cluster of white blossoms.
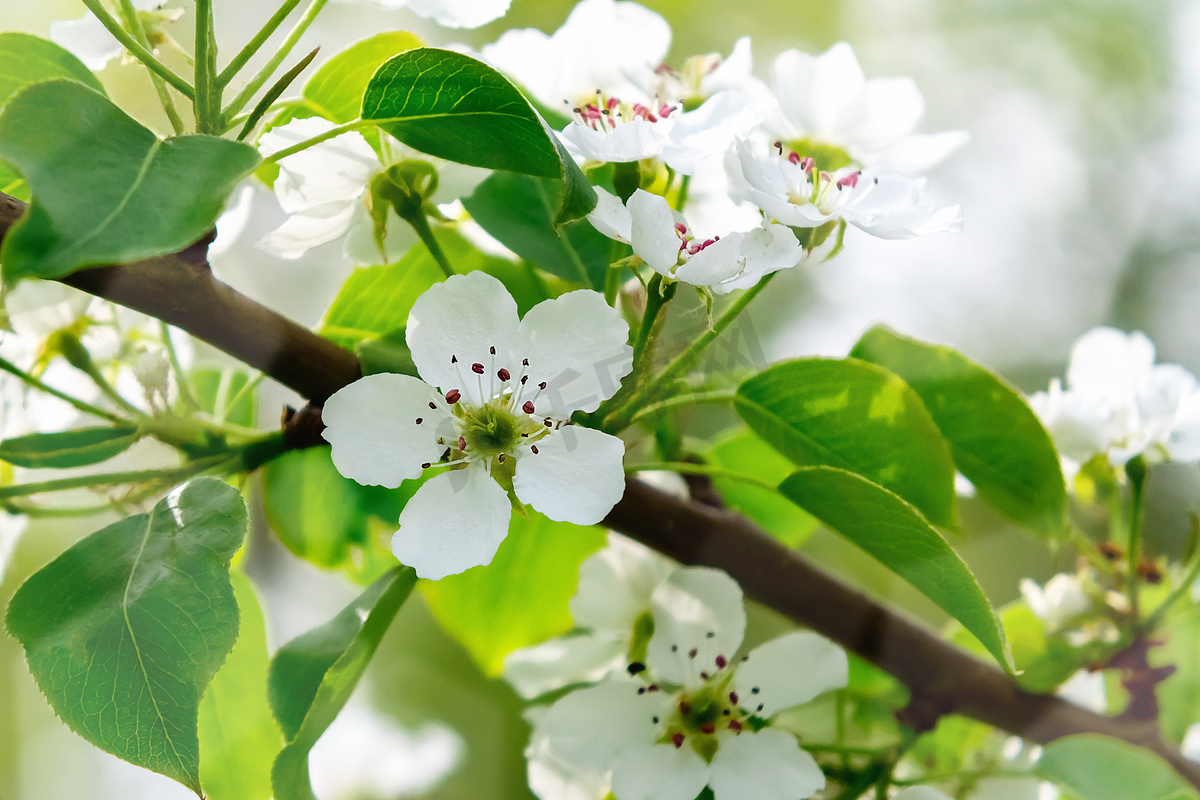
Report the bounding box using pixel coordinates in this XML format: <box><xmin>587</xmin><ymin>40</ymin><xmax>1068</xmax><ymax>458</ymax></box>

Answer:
<box><xmin>1029</xmin><ymin>327</ymin><xmax>1200</xmax><ymax>471</ymax></box>
<box><xmin>1019</xmin><ymin>570</ymin><xmax>1120</xmax><ymax>648</ymax></box>
<box><xmin>509</xmin><ymin>536</ymin><xmax>853</xmax><ymax>800</ymax></box>
<box><xmin>321</xmin><ymin>272</ymin><xmax>632</xmax><ymax>579</ymax></box>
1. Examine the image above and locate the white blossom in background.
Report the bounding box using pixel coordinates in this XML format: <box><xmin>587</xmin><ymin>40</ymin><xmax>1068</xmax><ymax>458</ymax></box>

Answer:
<box><xmin>1055</xmin><ymin>669</ymin><xmax>1106</xmax><ymax>714</ymax></box>
<box><xmin>765</xmin><ymin>42</ymin><xmax>968</xmax><ymax>174</ymax></box>
<box><xmin>49</xmin><ymin>0</ymin><xmax>182</xmax><ymax>71</ymax></box>
<box><xmin>533</xmin><ymin>567</ymin><xmax>847</xmax><ymax>800</ymax></box>
<box><xmin>728</xmin><ymin>138</ymin><xmax>964</xmax><ymax>240</ymax></box>
<box><xmin>968</xmin><ymin>738</ymin><xmax>1060</xmax><ymax>800</ymax></box>
<box><xmin>322</xmin><ymin>272</ymin><xmax>632</xmax><ymax>580</ymax></box>
<box><xmin>1019</xmin><ymin>573</ymin><xmax>1092</xmax><ymax>635</ymax></box>
<box><xmin>258</xmin><ymin>118</ymin><xmax>486</xmax><ymax>263</ymax></box>
<box><xmin>1028</xmin><ymin>327</ymin><xmax>1200</xmax><ymax>467</ymax></box>
<box><xmin>589</xmin><ymin>187</ymin><xmax>802</xmax><ymax>293</ymax></box>
<box><xmin>505</xmin><ymin>534</ymin><xmax>676</xmax><ymax>699</ymax></box>
<box><xmin>332</xmin><ymin>0</ymin><xmax>509</xmax><ymax>28</ymax></box>
<box><xmin>0</xmin><ymin>511</ymin><xmax>29</xmax><ymax>586</ymax></box>
<box><xmin>1182</xmin><ymin>722</ymin><xmax>1200</xmax><ymax>763</ymax></box>
<box><xmin>308</xmin><ymin>703</ymin><xmax>463</xmax><ymax>798</ymax></box>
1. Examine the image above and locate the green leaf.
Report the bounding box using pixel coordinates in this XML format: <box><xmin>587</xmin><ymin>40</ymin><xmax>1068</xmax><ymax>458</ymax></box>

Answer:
<box><xmin>778</xmin><ymin>466</ymin><xmax>1011</xmax><ymax>670</ymax></box>
<box><xmin>5</xmin><ymin>478</ymin><xmax>248</xmax><ymax>794</ymax></box>
<box><xmin>422</xmin><ymin>512</ymin><xmax>606</xmax><ymax>675</ymax></box>
<box><xmin>361</xmin><ymin>47</ymin><xmax>595</xmax><ymax>225</ymax></box>
<box><xmin>705</xmin><ymin>428</ymin><xmax>818</xmax><ymax>547</ymax></box>
<box><xmin>1035</xmin><ymin>735</ymin><xmax>1200</xmax><ymax>800</ymax></box>
<box><xmin>0</xmin><ymin>80</ymin><xmax>259</xmax><ymax>284</ymax></box>
<box><xmin>303</xmin><ymin>31</ymin><xmax>422</xmax><ymax>123</ymax></box>
<box><xmin>951</xmin><ymin>604</ymin><xmax>1092</xmax><ymax>693</ymax></box>
<box><xmin>199</xmin><ymin>572</ymin><xmax>282</xmax><ymax>800</ymax></box>
<box><xmin>269</xmin><ymin>567</ymin><xmax>417</xmax><ymax>800</ymax></box>
<box><xmin>461</xmin><ymin>171</ymin><xmax>610</xmax><ymax>289</ymax></box>
<box><xmin>191</xmin><ymin>367</ymin><xmax>257</xmax><ymax>428</ymax></box>
<box><xmin>851</xmin><ymin>325</ymin><xmax>1067</xmax><ymax>537</ymax></box>
<box><xmin>736</xmin><ymin>358</ymin><xmax>957</xmax><ymax>528</ymax></box>
<box><xmin>0</xmin><ymin>424</ymin><xmax>141</xmax><ymax>469</ymax></box>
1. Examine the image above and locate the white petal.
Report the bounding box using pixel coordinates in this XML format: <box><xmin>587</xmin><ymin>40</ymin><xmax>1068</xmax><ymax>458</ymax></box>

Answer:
<box><xmin>703</xmin><ymin>37</ymin><xmax>754</xmax><ymax>96</ymax></box>
<box><xmin>322</xmin><ymin>373</ymin><xmax>451</xmax><ymax>488</ymax></box>
<box><xmin>647</xmin><ymin>568</ymin><xmax>745</xmax><ymax>687</ymax></box>
<box><xmin>406</xmin><ymin>271</ymin><xmax>520</xmax><ymax>403</ymax></box>
<box><xmin>404</xmin><ymin>0</ymin><xmax>511</xmax><ymax>28</ymax></box>
<box><xmin>836</xmin><ymin>77</ymin><xmax>925</xmax><ymax>154</ymax></box>
<box><xmin>343</xmin><ymin>203</ymin><xmax>419</xmax><ymax>265</ymax></box>
<box><xmin>49</xmin><ymin>16</ymin><xmax>123</xmax><ymax>71</ymax></box>
<box><xmin>733</xmin><ymin>632</ymin><xmax>848</xmax><ymax>718</ymax></box>
<box><xmin>878</xmin><ymin>130</ymin><xmax>970</xmax><ymax>173</ymax></box>
<box><xmin>392</xmin><ymin>465</ymin><xmax>510</xmax><ymax>580</ymax></box>
<box><xmin>611</xmin><ymin>743</ymin><xmax>709</xmax><ymax>800</ymax></box>
<box><xmin>503</xmin><ymin>632</ymin><xmax>627</xmax><ymax>699</ymax></box>
<box><xmin>629</xmin><ymin>190</ymin><xmax>683</xmax><ymax>274</ymax></box>
<box><xmin>261</xmin><ymin>119</ymin><xmax>378</xmax><ymax>212</ymax></box>
<box><xmin>538</xmin><ymin>680</ymin><xmax>662</xmax><ymax>771</ymax></box>
<box><xmin>892</xmin><ymin>788</ymin><xmax>955</xmax><ymax>800</ymax></box>
<box><xmin>672</xmin><ymin>235</ymin><xmax>745</xmax><ymax>288</ymax></box>
<box><xmin>1182</xmin><ymin>722</ymin><xmax>1200</xmax><ymax>762</ymax></box>
<box><xmin>588</xmin><ymin>186</ymin><xmax>633</xmax><ymax>243</ymax></box>
<box><xmin>526</xmin><ymin>724</ymin><xmax>612</xmax><ymax>800</ymax></box>
<box><xmin>709</xmin><ymin>729</ymin><xmax>825</xmax><ymax>800</ymax></box>
<box><xmin>1056</xmin><ymin>669</ymin><xmax>1106</xmax><ymax>714</ymax></box>
<box><xmin>571</xmin><ymin>532</ymin><xmax>676</xmax><ymax>631</ymax></box>
<box><xmin>559</xmin><ymin>119</ymin><xmax>670</xmax><ymax>164</ymax></box>
<box><xmin>1066</xmin><ymin>327</ymin><xmax>1155</xmax><ymax>404</ymax></box>
<box><xmin>513</xmin><ymin>426</ymin><xmax>627</xmax><ymax>525</ymax></box>
<box><xmin>259</xmin><ymin>199</ymin><xmax>360</xmax><ymax>258</ymax></box>
<box><xmin>513</xmin><ymin>290</ymin><xmax>633</xmax><ymax>416</ymax></box>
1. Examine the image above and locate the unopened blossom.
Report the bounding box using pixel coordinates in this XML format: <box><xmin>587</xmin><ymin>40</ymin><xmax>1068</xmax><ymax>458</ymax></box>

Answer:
<box><xmin>333</xmin><ymin>0</ymin><xmax>509</xmax><ymax>28</ymax></box>
<box><xmin>50</xmin><ymin>0</ymin><xmax>182</xmax><ymax>71</ymax></box>
<box><xmin>589</xmin><ymin>187</ymin><xmax>802</xmax><ymax>293</ymax></box>
<box><xmin>1028</xmin><ymin>327</ymin><xmax>1200</xmax><ymax>466</ymax></box>
<box><xmin>534</xmin><ymin>567</ymin><xmax>848</xmax><ymax>800</ymax></box>
<box><xmin>322</xmin><ymin>272</ymin><xmax>632</xmax><ymax>580</ymax></box>
<box><xmin>505</xmin><ymin>534</ymin><xmax>676</xmax><ymax>699</ymax></box>
<box><xmin>259</xmin><ymin>118</ymin><xmax>485</xmax><ymax>262</ymax></box>
<box><xmin>728</xmin><ymin>138</ymin><xmax>963</xmax><ymax>240</ymax></box>
<box><xmin>765</xmin><ymin>42</ymin><xmax>968</xmax><ymax>174</ymax></box>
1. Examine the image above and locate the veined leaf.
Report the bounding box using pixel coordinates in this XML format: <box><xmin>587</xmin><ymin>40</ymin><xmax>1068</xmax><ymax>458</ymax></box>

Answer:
<box><xmin>5</xmin><ymin>478</ymin><xmax>249</xmax><ymax>794</ymax></box>
<box><xmin>0</xmin><ymin>424</ymin><xmax>141</xmax><ymax>469</ymax></box>
<box><xmin>0</xmin><ymin>80</ymin><xmax>259</xmax><ymax>283</ymax></box>
<box><xmin>303</xmin><ymin>31</ymin><xmax>422</xmax><ymax>123</ymax></box>
<box><xmin>1035</xmin><ymin>735</ymin><xmax>1200</xmax><ymax>800</ymax></box>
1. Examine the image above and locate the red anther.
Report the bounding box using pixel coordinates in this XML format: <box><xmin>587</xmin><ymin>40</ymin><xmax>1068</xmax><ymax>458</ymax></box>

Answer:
<box><xmin>471</xmin><ymin>362</ymin><xmax>485</xmax><ymax>374</ymax></box>
<box><xmin>674</xmin><ymin>222</ymin><xmax>689</xmax><ymax>235</ymax></box>
<box><xmin>523</xmin><ymin>401</ymin><xmax>536</xmax><ymax>414</ymax></box>
<box><xmin>655</xmin><ymin>62</ymin><xmax>673</xmax><ymax>74</ymax></box>
<box><xmin>458</xmin><ymin>436</ymin><xmax>467</xmax><ymax>450</ymax></box>
<box><xmin>799</xmin><ymin>157</ymin><xmax>815</xmax><ymax>173</ymax></box>
<box><xmin>715</xmin><ymin>655</ymin><xmax>727</xmax><ymax>669</ymax></box>
<box><xmin>497</xmin><ymin>368</ymin><xmax>511</xmax><ymax>381</ymax></box>
<box><xmin>787</xmin><ymin>151</ymin><xmax>801</xmax><ymax>165</ymax></box>
<box><xmin>679</xmin><ymin>700</ymin><xmax>691</xmax><ymax>715</ymax></box>
<box><xmin>647</xmin><ymin>684</ymin><xmax>659</xmax><ymax>692</ymax></box>
<box><xmin>445</xmin><ymin>389</ymin><xmax>461</xmax><ymax>404</ymax></box>
<box><xmin>659</xmin><ymin>102</ymin><xmax>674</xmax><ymax>118</ymax></box>
<box><xmin>836</xmin><ymin>171</ymin><xmax>861</xmax><ymax>190</ymax></box>
<box><xmin>728</xmin><ymin>720</ymin><xmax>743</xmax><ymax>731</ymax></box>
<box><xmin>700</xmin><ymin>723</ymin><xmax>715</xmax><ymax>735</ymax></box>
<box><xmin>729</xmin><ymin>691</ymin><xmax>738</xmax><ymax>704</ymax></box>
<box><xmin>606</xmin><ymin>96</ymin><xmax>620</xmax><ymax>110</ymax></box>
<box><xmin>700</xmin><ymin>672</ymin><xmax>709</xmax><ymax>680</ymax></box>
<box><xmin>672</xmin><ymin>732</ymin><xmax>685</xmax><ymax>748</ymax></box>
<box><xmin>688</xmin><ymin>648</ymin><xmax>698</xmax><ymax>659</ymax></box>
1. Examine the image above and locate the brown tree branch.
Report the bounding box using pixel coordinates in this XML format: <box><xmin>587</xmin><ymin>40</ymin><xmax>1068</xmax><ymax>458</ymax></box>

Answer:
<box><xmin>2</xmin><ymin>192</ymin><xmax>1197</xmax><ymax>788</ymax></box>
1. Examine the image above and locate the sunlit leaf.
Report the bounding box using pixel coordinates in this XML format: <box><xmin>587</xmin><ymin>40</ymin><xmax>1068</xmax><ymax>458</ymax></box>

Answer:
<box><xmin>0</xmin><ymin>424</ymin><xmax>141</xmax><ymax>469</ymax></box>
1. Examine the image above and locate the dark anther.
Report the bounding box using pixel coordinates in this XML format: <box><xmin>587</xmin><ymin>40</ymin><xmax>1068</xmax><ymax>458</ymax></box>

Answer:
<box><xmin>445</xmin><ymin>389</ymin><xmax>461</xmax><ymax>404</ymax></box>
<box><xmin>522</xmin><ymin>358</ymin><xmax>529</xmax><ymax>366</ymax></box>
<box><xmin>523</xmin><ymin>401</ymin><xmax>536</xmax><ymax>414</ymax></box>
<box><xmin>751</xmin><ymin>687</ymin><xmax>759</xmax><ymax>694</ymax></box>
<box><xmin>715</xmin><ymin>655</ymin><xmax>727</xmax><ymax>669</ymax></box>
<box><xmin>700</xmin><ymin>723</ymin><xmax>715</xmax><ymax>735</ymax></box>
<box><xmin>672</xmin><ymin>732</ymin><xmax>684</xmax><ymax>748</ymax></box>
<box><xmin>671</xmin><ymin>644</ymin><xmax>678</xmax><ymax>652</ymax></box>
<box><xmin>429</xmin><ymin>402</ymin><xmax>437</xmax><ymax>410</ymax></box>
<box><xmin>471</xmin><ymin>362</ymin><xmax>485</xmax><ymax>374</ymax></box>
<box><xmin>729</xmin><ymin>691</ymin><xmax>739</xmax><ymax>704</ymax></box>
<box><xmin>415</xmin><ymin>418</ymin><xmax>423</xmax><ymax>424</ymax></box>
<box><xmin>498</xmin><ymin>454</ymin><xmax>506</xmax><ymax>463</ymax></box>
<box><xmin>531</xmin><ymin>445</ymin><xmax>539</xmax><ymax>455</ymax></box>
<box><xmin>756</xmin><ymin>704</ymin><xmax>764</xmax><ymax>712</ymax></box>
<box><xmin>498</xmin><ymin>368</ymin><xmax>511</xmax><ymax>381</ymax></box>
<box><xmin>688</xmin><ymin>648</ymin><xmax>698</xmax><ymax>659</ymax></box>
<box><xmin>421</xmin><ymin>462</ymin><xmax>431</xmax><ymax>469</ymax></box>
<box><xmin>706</xmin><ymin>632</ymin><xmax>715</xmax><ymax>638</ymax></box>
<box><xmin>538</xmin><ymin>381</ymin><xmax>547</xmax><ymax>390</ymax></box>
<box><xmin>490</xmin><ymin>346</ymin><xmax>496</xmax><ymax>355</ymax></box>
<box><xmin>451</xmin><ymin>355</ymin><xmax>458</xmax><ymax>363</ymax></box>
<box><xmin>627</xmin><ymin>662</ymin><xmax>647</xmax><ymax>675</ymax></box>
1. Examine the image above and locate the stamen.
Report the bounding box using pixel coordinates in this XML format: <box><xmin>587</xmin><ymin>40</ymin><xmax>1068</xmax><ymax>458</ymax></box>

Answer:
<box><xmin>498</xmin><ymin>368</ymin><xmax>511</xmax><ymax>381</ymax></box>
<box><xmin>451</xmin><ymin>355</ymin><xmax>458</xmax><ymax>363</ymax></box>
<box><xmin>700</xmin><ymin>671</ymin><xmax>709</xmax><ymax>679</ymax></box>
<box><xmin>688</xmin><ymin>648</ymin><xmax>698</xmax><ymax>659</ymax></box>
<box><xmin>652</xmin><ymin>716</ymin><xmax>660</xmax><ymax>724</ymax></box>
<box><xmin>415</xmin><ymin>418</ymin><xmax>423</xmax><ymax>424</ymax></box>
<box><xmin>458</xmin><ymin>436</ymin><xmax>467</xmax><ymax>450</ymax></box>
<box><xmin>715</xmin><ymin>655</ymin><xmax>727</xmax><ymax>669</ymax></box>
<box><xmin>489</xmin><ymin>346</ymin><xmax>496</xmax><ymax>355</ymax></box>
<box><xmin>628</xmin><ymin>662</ymin><xmax>646</xmax><ymax>675</ymax></box>
<box><xmin>728</xmin><ymin>720</ymin><xmax>743</xmax><ymax>731</ymax></box>
<box><xmin>729</xmin><ymin>691</ymin><xmax>739</xmax><ymax>704</ymax></box>
<box><xmin>672</xmin><ymin>733</ymin><xmax>685</xmax><ymax>748</ymax></box>
<box><xmin>750</xmin><ymin>687</ymin><xmax>759</xmax><ymax>694</ymax></box>
<box><xmin>445</xmin><ymin>389</ymin><xmax>461</xmax><ymax>404</ymax></box>
<box><xmin>498</xmin><ymin>454</ymin><xmax>506</xmax><ymax>463</ymax></box>
<box><xmin>471</xmin><ymin>362</ymin><xmax>485</xmax><ymax>374</ymax></box>
<box><xmin>706</xmin><ymin>632</ymin><xmax>715</xmax><ymax>638</ymax></box>
<box><xmin>523</xmin><ymin>401</ymin><xmax>536</xmax><ymax>414</ymax></box>
<box><xmin>679</xmin><ymin>700</ymin><xmax>691</xmax><ymax>714</ymax></box>
<box><xmin>647</xmin><ymin>684</ymin><xmax>658</xmax><ymax>692</ymax></box>
<box><xmin>428</xmin><ymin>402</ymin><xmax>437</xmax><ymax>410</ymax></box>
<box><xmin>700</xmin><ymin>723</ymin><xmax>715</xmax><ymax>735</ymax></box>
<box><xmin>421</xmin><ymin>462</ymin><xmax>431</xmax><ymax>469</ymax></box>
<box><xmin>531</xmin><ymin>445</ymin><xmax>539</xmax><ymax>455</ymax></box>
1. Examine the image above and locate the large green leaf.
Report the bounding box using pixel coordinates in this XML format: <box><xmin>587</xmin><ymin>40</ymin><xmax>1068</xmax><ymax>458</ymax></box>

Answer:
<box><xmin>705</xmin><ymin>428</ymin><xmax>818</xmax><ymax>547</ymax></box>
<box><xmin>951</xmin><ymin>603</ymin><xmax>1092</xmax><ymax>693</ymax></box>
<box><xmin>0</xmin><ymin>424</ymin><xmax>141</xmax><ymax>469</ymax></box>
<box><xmin>5</xmin><ymin>478</ymin><xmax>248</xmax><ymax>794</ymax></box>
<box><xmin>422</xmin><ymin>512</ymin><xmax>606</xmax><ymax>675</ymax></box>
<box><xmin>461</xmin><ymin>171</ymin><xmax>610</xmax><ymax>289</ymax></box>
<box><xmin>1035</xmin><ymin>735</ymin><xmax>1200</xmax><ymax>800</ymax></box>
<box><xmin>199</xmin><ymin>573</ymin><xmax>282</xmax><ymax>800</ymax></box>
<box><xmin>851</xmin><ymin>325</ymin><xmax>1066</xmax><ymax>537</ymax></box>
<box><xmin>0</xmin><ymin>32</ymin><xmax>105</xmax><ymax>202</ymax></box>
<box><xmin>736</xmin><ymin>358</ymin><xmax>957</xmax><ymax>527</ymax></box>
<box><xmin>0</xmin><ymin>80</ymin><xmax>259</xmax><ymax>283</ymax></box>
<box><xmin>303</xmin><ymin>31</ymin><xmax>422</xmax><ymax>123</ymax></box>
<box><xmin>361</xmin><ymin>47</ymin><xmax>595</xmax><ymax>225</ymax></box>
<box><xmin>269</xmin><ymin>567</ymin><xmax>418</xmax><ymax>800</ymax></box>
<box><xmin>779</xmin><ymin>466</ymin><xmax>1011</xmax><ymax>670</ymax></box>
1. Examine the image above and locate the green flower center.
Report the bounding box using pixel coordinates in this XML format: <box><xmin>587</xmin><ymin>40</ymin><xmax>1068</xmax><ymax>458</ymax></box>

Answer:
<box><xmin>785</xmin><ymin>138</ymin><xmax>855</xmax><ymax>172</ymax></box>
<box><xmin>461</xmin><ymin>401</ymin><xmax>522</xmax><ymax>457</ymax></box>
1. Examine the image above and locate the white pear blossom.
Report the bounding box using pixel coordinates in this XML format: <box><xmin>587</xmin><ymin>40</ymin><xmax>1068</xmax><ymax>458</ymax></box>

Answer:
<box><xmin>1028</xmin><ymin>327</ymin><xmax>1200</xmax><ymax>466</ymax></box>
<box><xmin>1055</xmin><ymin>669</ymin><xmax>1106</xmax><ymax>714</ymax></box>
<box><xmin>728</xmin><ymin>138</ymin><xmax>964</xmax><ymax>240</ymax></box>
<box><xmin>50</xmin><ymin>0</ymin><xmax>182</xmax><ymax>71</ymax></box>
<box><xmin>589</xmin><ymin>187</ymin><xmax>802</xmax><ymax>293</ymax></box>
<box><xmin>1019</xmin><ymin>573</ymin><xmax>1092</xmax><ymax>635</ymax></box>
<box><xmin>322</xmin><ymin>272</ymin><xmax>632</xmax><ymax>580</ymax></box>
<box><xmin>1182</xmin><ymin>722</ymin><xmax>1200</xmax><ymax>763</ymax></box>
<box><xmin>505</xmin><ymin>534</ymin><xmax>675</xmax><ymax>699</ymax></box>
<box><xmin>533</xmin><ymin>567</ymin><xmax>848</xmax><ymax>800</ymax></box>
<box><xmin>765</xmin><ymin>42</ymin><xmax>968</xmax><ymax>174</ymax></box>
<box><xmin>332</xmin><ymin>0</ymin><xmax>509</xmax><ymax>28</ymax></box>
<box><xmin>259</xmin><ymin>118</ymin><xmax>486</xmax><ymax>262</ymax></box>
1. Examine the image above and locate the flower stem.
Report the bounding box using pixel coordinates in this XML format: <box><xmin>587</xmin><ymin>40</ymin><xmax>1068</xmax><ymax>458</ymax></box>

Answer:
<box><xmin>627</xmin><ymin>386</ymin><xmax>738</xmax><ymax>425</ymax></box>
<box><xmin>0</xmin><ymin>355</ymin><xmax>125</xmax><ymax>424</ymax></box>
<box><xmin>0</xmin><ymin>456</ymin><xmax>229</xmax><ymax>500</ymax></box>
<box><xmin>623</xmin><ymin>461</ymin><xmax>778</xmax><ymax>493</ymax></box>
<box><xmin>261</xmin><ymin>118</ymin><xmax>364</xmax><ymax>161</ymax></box>
<box><xmin>217</xmin><ymin>0</ymin><xmax>306</xmax><ymax>87</ymax></box>
<box><xmin>100</xmin><ymin>0</ymin><xmax>190</xmax><ymax>132</ymax></box>
<box><xmin>404</xmin><ymin>211</ymin><xmax>455</xmax><ymax>278</ymax></box>
<box><xmin>160</xmin><ymin>321</ymin><xmax>201</xmax><ymax>412</ymax></box>
<box><xmin>1126</xmin><ymin>455</ymin><xmax>1148</xmax><ymax>626</ymax></box>
<box><xmin>221</xmin><ymin>0</ymin><xmax>329</xmax><ymax>122</ymax></box>
<box><xmin>193</xmin><ymin>0</ymin><xmax>221</xmax><ymax>133</ymax></box>
<box><xmin>604</xmin><ymin>273</ymin><xmax>774</xmax><ymax>432</ymax></box>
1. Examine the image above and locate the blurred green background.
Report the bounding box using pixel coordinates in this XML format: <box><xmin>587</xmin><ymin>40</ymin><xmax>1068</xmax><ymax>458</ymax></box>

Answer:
<box><xmin>2</xmin><ymin>0</ymin><xmax>1198</xmax><ymax>798</ymax></box>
